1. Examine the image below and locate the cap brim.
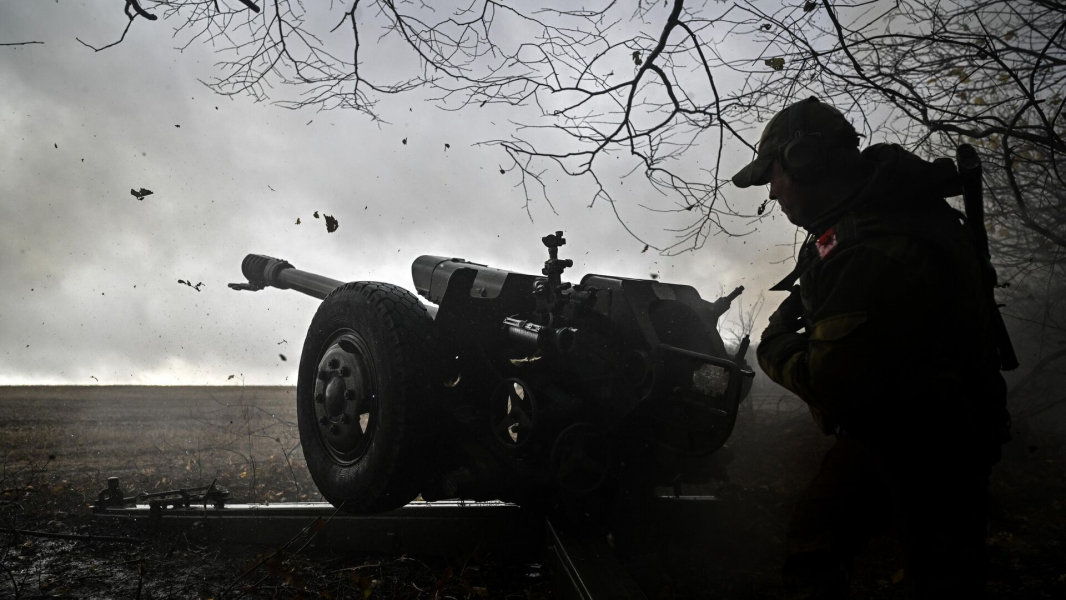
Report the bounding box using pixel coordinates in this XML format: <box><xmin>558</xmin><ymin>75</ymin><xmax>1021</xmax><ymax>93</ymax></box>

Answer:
<box><xmin>731</xmin><ymin>155</ymin><xmax>774</xmax><ymax>188</ymax></box>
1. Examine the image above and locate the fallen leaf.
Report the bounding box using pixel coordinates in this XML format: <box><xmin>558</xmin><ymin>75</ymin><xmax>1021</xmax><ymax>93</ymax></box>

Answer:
<box><xmin>641</xmin><ymin>244</ymin><xmax>649</xmax><ymax>253</ymax></box>
<box><xmin>761</xmin><ymin>23</ymin><xmax>772</xmax><ymax>30</ymax></box>
<box><xmin>765</xmin><ymin>57</ymin><xmax>786</xmax><ymax>71</ymax></box>
<box><xmin>803</xmin><ymin>1</ymin><xmax>817</xmax><ymax>12</ymax></box>
<box><xmin>313</xmin><ymin>211</ymin><xmax>320</xmax><ymax>218</ymax></box>
<box><xmin>295</xmin><ymin>218</ymin><xmax>301</xmax><ymax>225</ymax></box>
<box><xmin>632</xmin><ymin>50</ymin><xmax>642</xmax><ymax>66</ymax></box>
<box><xmin>891</xmin><ymin>569</ymin><xmax>905</xmax><ymax>584</ymax></box>
<box><xmin>324</xmin><ymin>214</ymin><xmax>339</xmax><ymax>233</ymax></box>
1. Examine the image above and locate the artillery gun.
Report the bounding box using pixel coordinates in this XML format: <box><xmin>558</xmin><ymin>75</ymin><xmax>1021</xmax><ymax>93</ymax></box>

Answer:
<box><xmin>230</xmin><ymin>232</ymin><xmax>753</xmax><ymax>515</ymax></box>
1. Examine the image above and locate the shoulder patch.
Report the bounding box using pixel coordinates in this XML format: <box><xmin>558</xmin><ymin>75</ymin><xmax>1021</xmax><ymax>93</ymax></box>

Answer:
<box><xmin>816</xmin><ymin>226</ymin><xmax>838</xmax><ymax>259</ymax></box>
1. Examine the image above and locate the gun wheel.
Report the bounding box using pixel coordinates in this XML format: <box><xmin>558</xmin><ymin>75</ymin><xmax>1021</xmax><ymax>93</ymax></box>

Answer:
<box><xmin>297</xmin><ymin>282</ymin><xmax>440</xmax><ymax>514</ymax></box>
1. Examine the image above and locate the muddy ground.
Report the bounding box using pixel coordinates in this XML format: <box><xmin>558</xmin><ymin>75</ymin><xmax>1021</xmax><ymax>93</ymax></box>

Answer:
<box><xmin>1</xmin><ymin>386</ymin><xmax>1063</xmax><ymax>599</ymax></box>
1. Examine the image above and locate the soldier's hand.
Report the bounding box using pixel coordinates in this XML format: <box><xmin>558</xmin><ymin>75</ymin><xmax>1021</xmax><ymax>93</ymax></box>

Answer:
<box><xmin>762</xmin><ymin>285</ymin><xmax>804</xmax><ymax>341</ymax></box>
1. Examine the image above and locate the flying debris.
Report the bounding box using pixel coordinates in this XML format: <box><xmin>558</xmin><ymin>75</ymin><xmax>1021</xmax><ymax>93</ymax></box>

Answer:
<box><xmin>177</xmin><ymin>279</ymin><xmax>205</xmax><ymax>292</ymax></box>
<box><xmin>641</xmin><ymin>244</ymin><xmax>649</xmax><ymax>254</ymax></box>
<box><xmin>90</xmin><ymin>375</ymin><xmax>99</xmax><ymax>381</ymax></box>
<box><xmin>764</xmin><ymin>57</ymin><xmax>786</xmax><ymax>71</ymax></box>
<box><xmin>279</xmin><ymin>354</ymin><xmax>287</xmax><ymax>361</ymax></box>
<box><xmin>227</xmin><ymin>375</ymin><xmax>235</xmax><ymax>380</ymax></box>
<box><xmin>758</xmin><ymin>199</ymin><xmax>769</xmax><ymax>215</ymax></box>
<box><xmin>277</xmin><ymin>339</ymin><xmax>288</xmax><ymax>345</ymax></box>
<box><xmin>324</xmin><ymin>215</ymin><xmax>339</xmax><ymax>233</ymax></box>
<box><xmin>402</xmin><ymin>137</ymin><xmax>408</xmax><ymax>145</ymax></box>
<box><xmin>313</xmin><ymin>211</ymin><xmax>320</xmax><ymax>219</ymax></box>
<box><xmin>131</xmin><ymin>188</ymin><xmax>153</xmax><ymax>201</ymax></box>
<box><xmin>295</xmin><ymin>218</ymin><xmax>301</xmax><ymax>225</ymax></box>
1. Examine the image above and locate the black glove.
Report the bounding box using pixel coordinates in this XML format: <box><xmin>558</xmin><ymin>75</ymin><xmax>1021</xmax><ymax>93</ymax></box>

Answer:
<box><xmin>761</xmin><ymin>285</ymin><xmax>805</xmax><ymax>342</ymax></box>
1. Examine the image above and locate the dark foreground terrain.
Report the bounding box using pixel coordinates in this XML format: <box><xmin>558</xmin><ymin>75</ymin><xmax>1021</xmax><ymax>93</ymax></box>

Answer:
<box><xmin>1</xmin><ymin>386</ymin><xmax>1063</xmax><ymax>599</ymax></box>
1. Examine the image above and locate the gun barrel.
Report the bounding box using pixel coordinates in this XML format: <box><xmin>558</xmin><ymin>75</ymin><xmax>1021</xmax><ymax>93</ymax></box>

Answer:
<box><xmin>232</xmin><ymin>254</ymin><xmax>343</xmax><ymax>300</ymax></box>
<box><xmin>956</xmin><ymin>144</ymin><xmax>990</xmax><ymax>258</ymax></box>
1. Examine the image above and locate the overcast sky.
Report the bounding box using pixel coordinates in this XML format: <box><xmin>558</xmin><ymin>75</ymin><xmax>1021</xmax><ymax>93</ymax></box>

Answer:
<box><xmin>0</xmin><ymin>1</ymin><xmax>797</xmax><ymax>385</ymax></box>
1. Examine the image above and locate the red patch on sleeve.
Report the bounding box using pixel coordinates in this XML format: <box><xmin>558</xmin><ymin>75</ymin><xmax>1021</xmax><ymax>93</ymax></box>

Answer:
<box><xmin>816</xmin><ymin>226</ymin><xmax>838</xmax><ymax>259</ymax></box>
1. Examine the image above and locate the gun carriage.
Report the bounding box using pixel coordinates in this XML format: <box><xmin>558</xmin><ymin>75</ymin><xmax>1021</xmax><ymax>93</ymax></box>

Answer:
<box><xmin>231</xmin><ymin>232</ymin><xmax>753</xmax><ymax>515</ymax></box>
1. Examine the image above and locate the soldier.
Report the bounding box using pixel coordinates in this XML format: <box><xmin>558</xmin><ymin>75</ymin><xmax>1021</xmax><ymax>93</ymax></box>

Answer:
<box><xmin>732</xmin><ymin>97</ymin><xmax>1010</xmax><ymax>599</ymax></box>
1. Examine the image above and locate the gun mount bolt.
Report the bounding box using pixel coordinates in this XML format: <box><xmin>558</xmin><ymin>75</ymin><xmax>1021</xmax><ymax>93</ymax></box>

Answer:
<box><xmin>315</xmin><ymin>393</ymin><xmax>325</xmax><ymax>404</ymax></box>
<box><xmin>329</xmin><ymin>424</ymin><xmax>340</xmax><ymax>435</ymax></box>
<box><xmin>343</xmin><ymin>390</ymin><xmax>355</xmax><ymax>401</ymax></box>
<box><xmin>327</xmin><ymin>358</ymin><xmax>340</xmax><ymax>370</ymax></box>
<box><xmin>339</xmin><ymin>366</ymin><xmax>352</xmax><ymax>377</ymax></box>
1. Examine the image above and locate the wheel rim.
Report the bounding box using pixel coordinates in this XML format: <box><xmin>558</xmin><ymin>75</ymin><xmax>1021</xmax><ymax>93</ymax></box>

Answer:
<box><xmin>312</xmin><ymin>331</ymin><xmax>377</xmax><ymax>464</ymax></box>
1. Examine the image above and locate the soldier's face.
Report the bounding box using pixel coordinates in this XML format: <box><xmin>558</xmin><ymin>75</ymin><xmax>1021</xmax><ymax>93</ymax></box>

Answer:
<box><xmin>768</xmin><ymin>160</ymin><xmax>820</xmax><ymax>228</ymax></box>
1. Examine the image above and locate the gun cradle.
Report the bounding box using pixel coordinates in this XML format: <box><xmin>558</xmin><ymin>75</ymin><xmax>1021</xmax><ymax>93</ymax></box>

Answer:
<box><xmin>232</xmin><ymin>232</ymin><xmax>753</xmax><ymax>515</ymax></box>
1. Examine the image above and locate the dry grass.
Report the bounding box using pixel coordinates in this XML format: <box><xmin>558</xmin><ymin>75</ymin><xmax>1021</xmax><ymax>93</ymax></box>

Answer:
<box><xmin>0</xmin><ymin>385</ymin><xmax>320</xmax><ymax>510</ymax></box>
<box><xmin>1</xmin><ymin>386</ymin><xmax>1063</xmax><ymax>599</ymax></box>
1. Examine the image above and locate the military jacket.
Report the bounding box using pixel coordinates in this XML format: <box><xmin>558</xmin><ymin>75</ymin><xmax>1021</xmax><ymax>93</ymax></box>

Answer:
<box><xmin>757</xmin><ymin>145</ymin><xmax>1007</xmax><ymax>451</ymax></box>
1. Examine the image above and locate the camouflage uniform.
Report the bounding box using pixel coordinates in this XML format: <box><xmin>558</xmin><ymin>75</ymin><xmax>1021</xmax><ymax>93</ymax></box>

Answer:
<box><xmin>750</xmin><ymin>142</ymin><xmax>1009</xmax><ymax>598</ymax></box>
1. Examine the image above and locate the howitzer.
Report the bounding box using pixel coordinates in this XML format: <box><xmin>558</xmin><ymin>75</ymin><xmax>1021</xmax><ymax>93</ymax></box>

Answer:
<box><xmin>230</xmin><ymin>232</ymin><xmax>754</xmax><ymax>514</ymax></box>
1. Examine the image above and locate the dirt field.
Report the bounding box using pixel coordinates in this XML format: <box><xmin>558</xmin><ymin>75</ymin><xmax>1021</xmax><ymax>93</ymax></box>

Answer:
<box><xmin>1</xmin><ymin>386</ymin><xmax>1064</xmax><ymax>599</ymax></box>
<box><xmin>0</xmin><ymin>386</ymin><xmax>318</xmax><ymax>507</ymax></box>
